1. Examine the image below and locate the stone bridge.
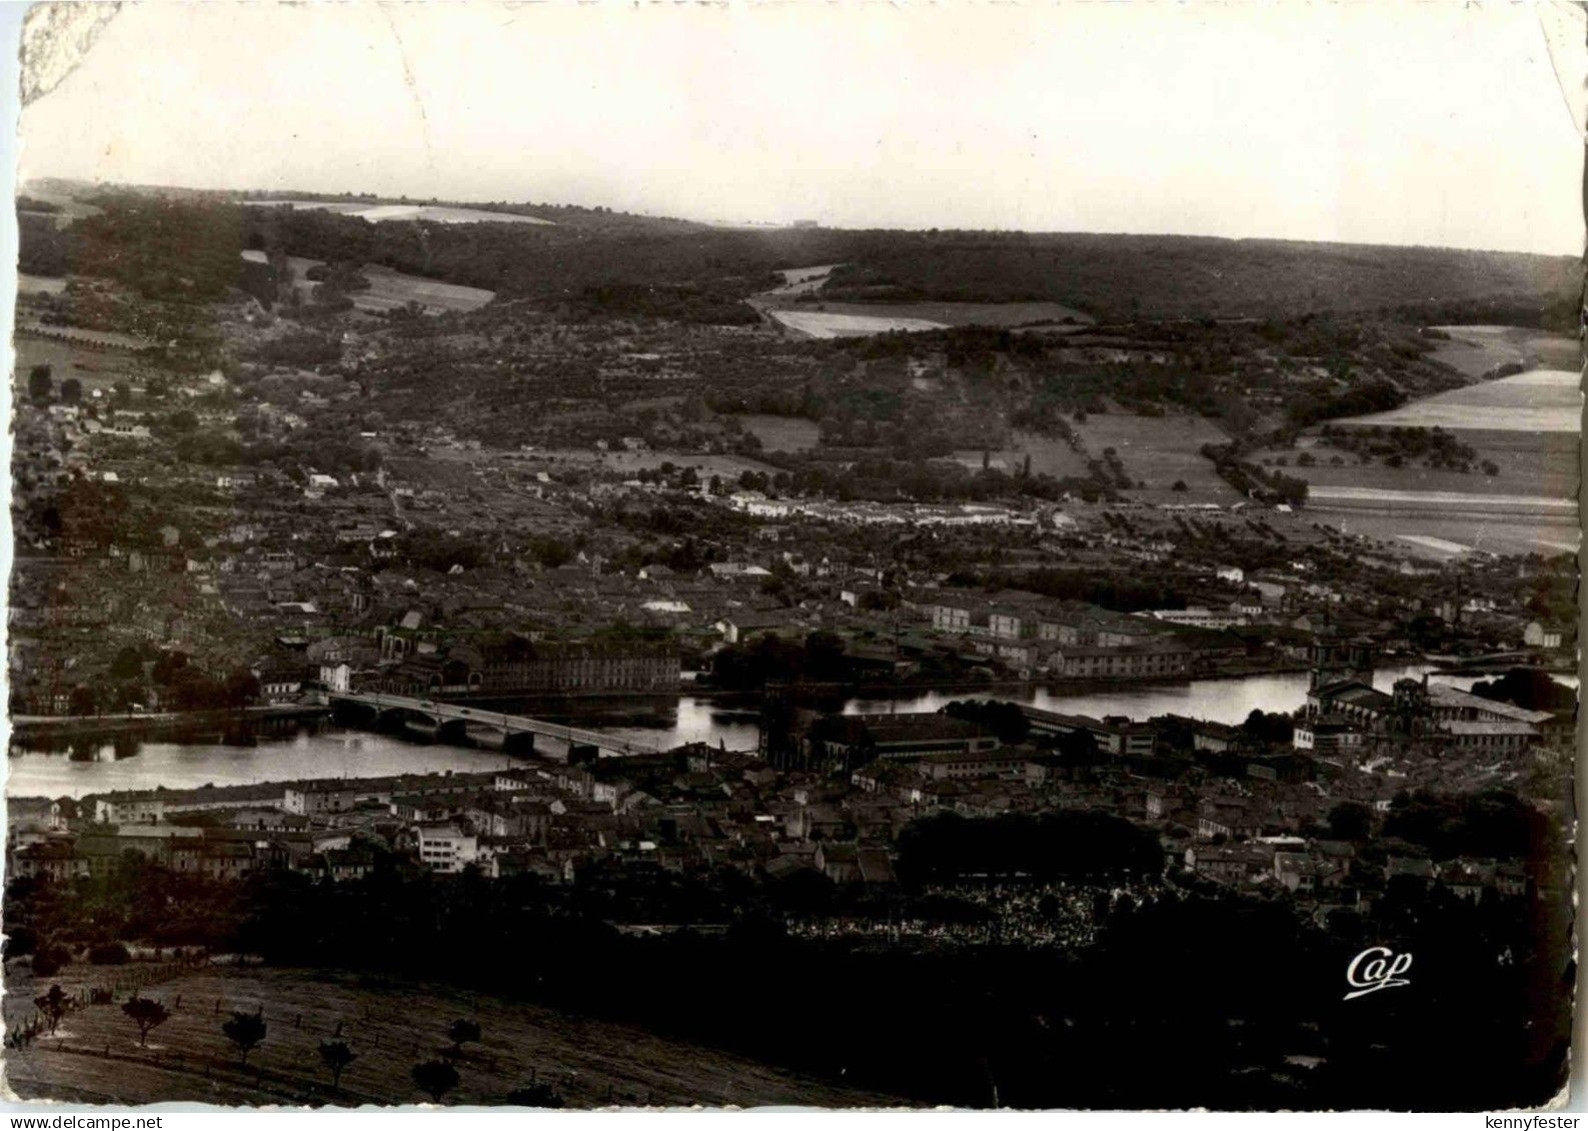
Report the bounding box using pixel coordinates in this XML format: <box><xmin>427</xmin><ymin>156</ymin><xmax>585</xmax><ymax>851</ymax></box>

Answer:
<box><xmin>328</xmin><ymin>691</ymin><xmax>659</xmax><ymax>758</ymax></box>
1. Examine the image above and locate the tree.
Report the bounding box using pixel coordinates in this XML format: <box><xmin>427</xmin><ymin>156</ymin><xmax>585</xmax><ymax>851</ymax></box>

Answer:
<box><xmin>110</xmin><ymin>645</ymin><xmax>145</xmax><ymax>681</ymax></box>
<box><xmin>802</xmin><ymin>630</ymin><xmax>848</xmax><ymax>683</ymax></box>
<box><xmin>68</xmin><ymin>685</ymin><xmax>99</xmax><ymax>716</ymax></box>
<box><xmin>412</xmin><ymin>1059</ymin><xmax>460</xmax><ymax>1103</ymax></box>
<box><xmin>447</xmin><ymin>1018</ymin><xmax>481</xmax><ymax>1059</ymax></box>
<box><xmin>30</xmin><ymin>945</ymin><xmax>68</xmax><ymax>977</ymax></box>
<box><xmin>1055</xmin><ymin>727</ymin><xmax>1100</xmax><ymax>765</ymax></box>
<box><xmin>1328</xmin><ymin>800</ymin><xmax>1374</xmax><ymax>842</ymax></box>
<box><xmin>1240</xmin><ymin>709</ymin><xmax>1294</xmax><ymax>747</ymax></box>
<box><xmin>28</xmin><ymin>364</ymin><xmax>52</xmax><ymax>402</ymax></box>
<box><xmin>59</xmin><ymin>377</ymin><xmax>82</xmax><ymax>404</ymax></box>
<box><xmin>942</xmin><ymin>699</ymin><xmax>1030</xmax><ymax>744</ymax></box>
<box><xmin>123</xmin><ymin>996</ymin><xmax>171</xmax><ymax>1048</ymax></box>
<box><xmin>505</xmin><ymin>1082</ymin><xmax>565</xmax><ymax>1108</ymax></box>
<box><xmin>1171</xmin><ymin>480</ymin><xmax>1188</xmax><ymax>492</ymax></box>
<box><xmin>223</xmin><ymin>1007</ymin><xmax>267</xmax><ymax>1065</ymax></box>
<box><xmin>88</xmin><ymin>942</ymin><xmax>131</xmax><ymax>965</ymax></box>
<box><xmin>319</xmin><ymin>1040</ymin><xmax>357</xmax><ymax>1091</ymax></box>
<box><xmin>35</xmin><ymin>984</ymin><xmax>70</xmax><ymax>1035</ymax></box>
<box><xmin>222</xmin><ymin>666</ymin><xmax>261</xmax><ymax>709</ymax></box>
<box><xmin>1470</xmin><ymin>668</ymin><xmax>1575</xmax><ymax>713</ymax></box>
<box><xmin>152</xmin><ymin>650</ymin><xmax>190</xmax><ymax>685</ymax></box>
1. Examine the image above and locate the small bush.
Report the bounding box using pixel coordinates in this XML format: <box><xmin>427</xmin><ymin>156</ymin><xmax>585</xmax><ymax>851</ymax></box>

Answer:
<box><xmin>89</xmin><ymin>942</ymin><xmax>131</xmax><ymax>966</ymax></box>
<box><xmin>4</xmin><ymin>926</ymin><xmax>39</xmax><ymax>960</ymax></box>
<box><xmin>31</xmin><ymin>946</ymin><xmax>71</xmax><ymax>977</ymax></box>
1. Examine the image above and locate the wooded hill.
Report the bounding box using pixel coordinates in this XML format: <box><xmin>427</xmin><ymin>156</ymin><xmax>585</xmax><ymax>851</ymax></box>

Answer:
<box><xmin>20</xmin><ymin>183</ymin><xmax>1581</xmax><ymax>328</ymax></box>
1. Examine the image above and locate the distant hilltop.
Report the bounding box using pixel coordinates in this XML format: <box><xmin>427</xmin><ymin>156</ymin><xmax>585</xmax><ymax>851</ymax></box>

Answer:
<box><xmin>240</xmin><ymin>199</ymin><xmax>557</xmax><ymax>226</ymax></box>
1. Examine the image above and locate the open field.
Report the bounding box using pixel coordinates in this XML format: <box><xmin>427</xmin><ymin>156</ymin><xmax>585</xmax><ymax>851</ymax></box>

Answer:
<box><xmin>1304</xmin><ymin>504</ymin><xmax>1579</xmax><ymax>560</ymax></box>
<box><xmin>18</xmin><ymin>183</ymin><xmax>103</xmax><ymax>227</ymax></box>
<box><xmin>1336</xmin><ymin>368</ymin><xmax>1579</xmax><ymax>432</ymax></box>
<box><xmin>1425</xmin><ymin>325</ymin><xmax>1579</xmax><ymax>379</ymax></box>
<box><xmin>355</xmin><ymin>266</ymin><xmax>496</xmax><ymax>313</ymax></box>
<box><xmin>767</xmin><ymin>309</ymin><xmax>948</xmax><ymax>338</ymax></box>
<box><xmin>1305</xmin><ymin>486</ymin><xmax>1575</xmax><ymax>511</ymax></box>
<box><xmin>12</xmin><ymin>337</ymin><xmax>150</xmax><ymax>397</ymax></box>
<box><xmin>240</xmin><ymin>253</ymin><xmax>496</xmax><ymax>313</ymax></box>
<box><xmin>769</xmin><ymin>264</ymin><xmax>843</xmax><ymax>295</ymax></box>
<box><xmin>1254</xmin><ymin>429</ymin><xmax>1579</xmax><ymax>502</ymax></box>
<box><xmin>756</xmin><ymin>264</ymin><xmax>1091</xmax><ymax>330</ymax></box>
<box><xmin>17</xmin><ymin>273</ymin><xmax>68</xmax><ymax>295</ymax></box>
<box><xmin>243</xmin><ymin>200</ymin><xmax>555</xmax><ymax>226</ymax></box>
<box><xmin>1068</xmin><ymin>413</ymin><xmax>1238</xmax><ymax>499</ymax></box>
<box><xmin>1280</xmin><ymin>411</ymin><xmax>1579</xmax><ymax>560</ymax></box>
<box><xmin>767</xmin><ymin>299</ymin><xmax>1092</xmax><ymax>329</ymax></box>
<box><xmin>529</xmin><ymin>447</ymin><xmax>782</xmax><ymax>480</ymax></box>
<box><xmin>942</xmin><ymin>430</ymin><xmax>1092</xmax><ymax>479</ymax></box>
<box><xmin>3</xmin><ymin>963</ymin><xmax>895</xmax><ymax>1108</ymax></box>
<box><xmin>1129</xmin><ymin>498</ymin><xmax>1576</xmax><ymax>563</ymax></box>
<box><xmin>736</xmin><ymin>414</ymin><xmax>821</xmax><ymax>453</ymax></box>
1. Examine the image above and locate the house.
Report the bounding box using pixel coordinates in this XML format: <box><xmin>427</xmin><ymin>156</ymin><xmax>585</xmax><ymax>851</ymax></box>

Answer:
<box><xmin>803</xmin><ymin>713</ymin><xmax>1000</xmax><ymax>769</ymax></box>
<box><xmin>284</xmin><ymin>781</ymin><xmax>371</xmax><ymax>817</ymax></box>
<box><xmin>930</xmin><ymin>601</ymin><xmax>973</xmax><ymax>634</ymax></box>
<box><xmin>8</xmin><ymin>840</ymin><xmax>85</xmax><ymax>882</ymax></box>
<box><xmin>318</xmin><ymin>848</ymin><xmax>376</xmax><ymax>883</ymax></box>
<box><xmin>715</xmin><ymin>610</ymin><xmax>797</xmax><ymax>646</ymax></box>
<box><xmin>320</xmin><ymin>661</ymin><xmax>353</xmax><ymax>692</ymax></box>
<box><xmin>254</xmin><ymin>661</ymin><xmax>305</xmax><ymax>703</ymax></box>
<box><xmin>1293</xmin><ymin>715</ymin><xmax>1361</xmax><ymax>755</ymax></box>
<box><xmin>1047</xmin><ymin>639</ymin><xmax>1194</xmax><ymax>681</ymax></box>
<box><xmin>1196</xmin><ymin>798</ymin><xmax>1263</xmax><ymax>841</ymax></box>
<box><xmin>1020</xmin><ymin>707</ymin><xmax>1156</xmax><ymax>757</ymax></box>
<box><xmin>916</xmin><ymin>747</ymin><xmax>1031</xmax><ymax>781</ymax></box>
<box><xmin>814</xmin><ymin>841</ymin><xmax>861</xmax><ymax>883</ymax></box>
<box><xmin>1191</xmin><ymin>721</ymin><xmax>1247</xmax><ymax>754</ymax></box>
<box><xmin>1439</xmin><ymin>720</ymin><xmax>1538</xmax><ymax>753</ymax></box>
<box><xmin>1274</xmin><ymin>850</ymin><xmax>1345</xmax><ymax>893</ymax></box>
<box><xmin>1308</xmin><ymin>680</ymin><xmax>1393</xmax><ymax>726</ymax></box>
<box><xmin>1385</xmin><ymin>855</ymin><xmax>1437</xmax><ymax>887</ymax></box>
<box><xmin>1143</xmin><ymin>607</ymin><xmax>1243</xmax><ymax>630</ymax></box>
<box><xmin>1523</xmin><ymin>621</ymin><xmax>1567</xmax><ymax>650</ymax></box>
<box><xmin>1422</xmin><ymin>684</ymin><xmax>1553</xmax><ymax>727</ymax></box>
<box><xmin>1144</xmin><ymin>786</ymin><xmax>1193</xmax><ymax>821</ymax></box>
<box><xmin>708</xmin><ymin>562</ymin><xmax>772</xmax><ymax>582</ymax></box>
<box><xmin>1184</xmin><ymin>843</ymin><xmax>1272</xmax><ymax>883</ymax></box>
<box><xmin>415</xmin><ymin>824</ymin><xmax>478</xmax><ymax>874</ymax></box>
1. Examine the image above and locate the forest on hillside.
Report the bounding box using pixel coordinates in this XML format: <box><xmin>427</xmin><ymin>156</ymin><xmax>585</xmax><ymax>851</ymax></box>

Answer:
<box><xmin>20</xmin><ymin>187</ymin><xmax>1581</xmax><ymax>328</ymax></box>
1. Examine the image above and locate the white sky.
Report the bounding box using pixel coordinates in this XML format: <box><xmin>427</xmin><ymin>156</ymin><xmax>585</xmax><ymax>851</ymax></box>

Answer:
<box><xmin>18</xmin><ymin>1</ymin><xmax>1587</xmax><ymax>254</ymax></box>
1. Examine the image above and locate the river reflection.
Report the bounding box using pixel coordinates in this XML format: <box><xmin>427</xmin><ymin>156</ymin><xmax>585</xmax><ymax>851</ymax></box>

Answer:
<box><xmin>8</xmin><ymin>666</ymin><xmax>1567</xmax><ymax>799</ymax></box>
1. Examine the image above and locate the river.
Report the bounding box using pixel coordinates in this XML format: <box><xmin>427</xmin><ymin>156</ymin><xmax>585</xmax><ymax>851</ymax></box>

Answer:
<box><xmin>11</xmin><ymin>664</ymin><xmax>1546</xmax><ymax>800</ymax></box>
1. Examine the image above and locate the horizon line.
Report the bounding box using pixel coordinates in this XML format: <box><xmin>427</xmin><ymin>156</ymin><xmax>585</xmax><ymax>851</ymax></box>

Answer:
<box><xmin>22</xmin><ymin>174</ymin><xmax>1583</xmax><ymax>261</ymax></box>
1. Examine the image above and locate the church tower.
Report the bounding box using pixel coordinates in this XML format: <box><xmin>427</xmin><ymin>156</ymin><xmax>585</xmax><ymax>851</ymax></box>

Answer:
<box><xmin>1309</xmin><ymin>628</ymin><xmax>1376</xmax><ymax>691</ymax></box>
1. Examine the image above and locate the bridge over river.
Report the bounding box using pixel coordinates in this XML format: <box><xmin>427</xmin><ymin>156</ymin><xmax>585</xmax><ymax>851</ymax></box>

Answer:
<box><xmin>328</xmin><ymin>691</ymin><xmax>661</xmax><ymax>758</ymax></box>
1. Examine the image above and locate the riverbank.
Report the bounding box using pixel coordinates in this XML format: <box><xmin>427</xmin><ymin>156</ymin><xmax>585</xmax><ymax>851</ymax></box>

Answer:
<box><xmin>11</xmin><ymin>662</ymin><xmax>1489</xmax><ymax>801</ymax></box>
<box><xmin>11</xmin><ymin>705</ymin><xmax>330</xmax><ymax>746</ymax></box>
